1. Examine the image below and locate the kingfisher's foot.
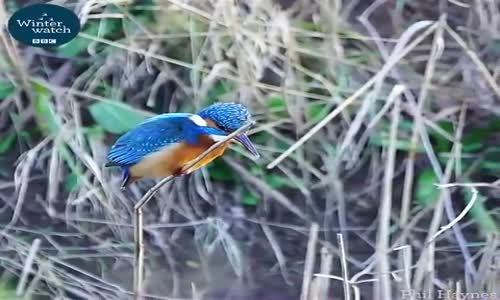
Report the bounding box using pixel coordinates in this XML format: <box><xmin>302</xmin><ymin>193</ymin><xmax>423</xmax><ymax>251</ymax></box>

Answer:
<box><xmin>174</xmin><ymin>169</ymin><xmax>188</xmax><ymax>177</ymax></box>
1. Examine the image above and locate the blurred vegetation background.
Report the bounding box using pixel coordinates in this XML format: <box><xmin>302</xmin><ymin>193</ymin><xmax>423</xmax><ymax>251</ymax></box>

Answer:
<box><xmin>0</xmin><ymin>0</ymin><xmax>499</xmax><ymax>299</ymax></box>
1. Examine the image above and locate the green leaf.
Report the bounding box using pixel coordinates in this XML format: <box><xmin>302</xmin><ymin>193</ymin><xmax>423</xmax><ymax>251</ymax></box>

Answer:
<box><xmin>266</xmin><ymin>96</ymin><xmax>288</xmax><ymax>118</ymax></box>
<box><xmin>249</xmin><ymin>165</ymin><xmax>264</xmax><ymax>176</ymax></box>
<box><xmin>267</xmin><ymin>97</ymin><xmax>285</xmax><ymax>110</ymax></box>
<box><xmin>462</xmin><ymin>129</ymin><xmax>486</xmax><ymax>152</ymax></box>
<box><xmin>294</xmin><ymin>20</ymin><xmax>322</xmax><ymax>32</ymax></box>
<box><xmin>99</xmin><ymin>14</ymin><xmax>122</xmax><ymax>36</ymax></box>
<box><xmin>82</xmin><ymin>125</ymin><xmax>105</xmax><ymax>139</ymax></box>
<box><xmin>346</xmin><ymin>50</ymin><xmax>373</xmax><ymax>65</ymax></box>
<box><xmin>462</xmin><ymin>118</ymin><xmax>500</xmax><ymax>153</ymax></box>
<box><xmin>242</xmin><ymin>189</ymin><xmax>259</xmax><ymax>206</ymax></box>
<box><xmin>378</xmin><ymin>118</ymin><xmax>414</xmax><ymax>132</ymax></box>
<box><xmin>31</xmin><ymin>83</ymin><xmax>83</xmax><ymax>178</ymax></box>
<box><xmin>306</xmin><ymin>103</ymin><xmax>328</xmax><ymax>123</ymax></box>
<box><xmin>0</xmin><ymin>132</ymin><xmax>16</xmax><ymax>154</ymax></box>
<box><xmin>32</xmin><ymin>81</ymin><xmax>60</xmax><ymax>135</ymax></box>
<box><xmin>266</xmin><ymin>174</ymin><xmax>294</xmax><ymax>189</ymax></box>
<box><xmin>10</xmin><ymin>113</ymin><xmax>34</xmax><ymax>144</ymax></box>
<box><xmin>57</xmin><ymin>17</ymin><xmax>120</xmax><ymax>57</ymax></box>
<box><xmin>369</xmin><ymin>118</ymin><xmax>421</xmax><ymax>152</ymax></box>
<box><xmin>57</xmin><ymin>23</ymin><xmax>98</xmax><ymax>57</ymax></box>
<box><xmin>276</xmin><ymin>140</ymin><xmax>291</xmax><ymax>151</ymax></box>
<box><xmin>56</xmin><ymin>142</ymin><xmax>81</xmax><ymax>181</ymax></box>
<box><xmin>0</xmin><ymin>282</ymin><xmax>20</xmax><ymax>300</ymax></box>
<box><xmin>89</xmin><ymin>101</ymin><xmax>149</xmax><ymax>134</ymax></box>
<box><xmin>477</xmin><ymin>148</ymin><xmax>500</xmax><ymax>175</ymax></box>
<box><xmin>463</xmin><ymin>188</ymin><xmax>498</xmax><ymax>236</ymax></box>
<box><xmin>252</xmin><ymin>132</ymin><xmax>272</xmax><ymax>145</ymax></box>
<box><xmin>0</xmin><ymin>80</ymin><xmax>15</xmax><ymax>100</ymax></box>
<box><xmin>415</xmin><ymin>168</ymin><xmax>440</xmax><ymax>208</ymax></box>
<box><xmin>207</xmin><ymin>81</ymin><xmax>233</xmax><ymax>103</ymax></box>
<box><xmin>480</xmin><ymin>161</ymin><xmax>500</xmax><ymax>173</ymax></box>
<box><xmin>208</xmin><ymin>160</ymin><xmax>235</xmax><ymax>182</ymax></box>
<box><xmin>64</xmin><ymin>172</ymin><xmax>80</xmax><ymax>192</ymax></box>
<box><xmin>431</xmin><ymin>121</ymin><xmax>454</xmax><ymax>153</ymax></box>
<box><xmin>369</xmin><ymin>133</ymin><xmax>424</xmax><ymax>152</ymax></box>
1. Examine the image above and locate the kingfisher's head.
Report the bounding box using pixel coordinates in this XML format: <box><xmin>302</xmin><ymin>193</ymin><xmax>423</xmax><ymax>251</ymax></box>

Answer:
<box><xmin>198</xmin><ymin>102</ymin><xmax>259</xmax><ymax>158</ymax></box>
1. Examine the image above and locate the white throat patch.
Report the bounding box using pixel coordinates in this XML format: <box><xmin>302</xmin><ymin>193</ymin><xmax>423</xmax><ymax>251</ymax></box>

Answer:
<box><xmin>189</xmin><ymin>114</ymin><xmax>208</xmax><ymax>127</ymax></box>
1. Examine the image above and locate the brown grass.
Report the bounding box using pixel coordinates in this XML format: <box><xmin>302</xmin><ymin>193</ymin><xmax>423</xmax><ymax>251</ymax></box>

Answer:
<box><xmin>0</xmin><ymin>0</ymin><xmax>499</xmax><ymax>299</ymax></box>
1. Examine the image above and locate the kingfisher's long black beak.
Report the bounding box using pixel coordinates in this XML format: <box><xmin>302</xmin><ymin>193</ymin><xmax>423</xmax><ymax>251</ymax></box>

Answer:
<box><xmin>234</xmin><ymin>134</ymin><xmax>260</xmax><ymax>158</ymax></box>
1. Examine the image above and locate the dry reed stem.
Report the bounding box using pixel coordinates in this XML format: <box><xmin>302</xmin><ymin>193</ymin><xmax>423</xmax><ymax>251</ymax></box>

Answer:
<box><xmin>475</xmin><ymin>234</ymin><xmax>499</xmax><ymax>291</ymax></box>
<box><xmin>316</xmin><ymin>246</ymin><xmax>333</xmax><ymax>300</ymax></box>
<box><xmin>267</xmin><ymin>21</ymin><xmax>437</xmax><ymax>169</ymax></box>
<box><xmin>261</xmin><ymin>222</ymin><xmax>292</xmax><ymax>285</ymax></box>
<box><xmin>337</xmin><ymin>233</ymin><xmax>351</xmax><ymax>300</ymax></box>
<box><xmin>375</xmin><ymin>98</ymin><xmax>400</xmax><ymax>300</ymax></box>
<box><xmin>445</xmin><ymin>25</ymin><xmax>500</xmax><ymax>97</ymax></box>
<box><xmin>412</xmin><ymin>105</ymin><xmax>467</xmax><ymax>291</ymax></box>
<box><xmin>400</xmin><ymin>14</ymin><xmax>445</xmax><ymax>232</ymax></box>
<box><xmin>437</xmin><ymin>181</ymin><xmax>500</xmax><ymax>188</ymax></box>
<box><xmin>300</xmin><ymin>223</ymin><xmax>319</xmax><ymax>300</ymax></box>
<box><xmin>15</xmin><ymin>238</ymin><xmax>41</xmax><ymax>296</ymax></box>
<box><xmin>398</xmin><ymin>245</ymin><xmax>413</xmax><ymax>297</ymax></box>
<box><xmin>426</xmin><ymin>188</ymin><xmax>478</xmax><ymax>245</ymax></box>
<box><xmin>77</xmin><ymin>33</ymin><xmax>334</xmax><ymax>102</ymax></box>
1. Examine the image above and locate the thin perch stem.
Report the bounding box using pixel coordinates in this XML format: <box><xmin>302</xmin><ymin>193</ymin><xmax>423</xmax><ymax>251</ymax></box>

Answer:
<box><xmin>337</xmin><ymin>233</ymin><xmax>351</xmax><ymax>300</ymax></box>
<box><xmin>133</xmin><ymin>121</ymin><xmax>254</xmax><ymax>299</ymax></box>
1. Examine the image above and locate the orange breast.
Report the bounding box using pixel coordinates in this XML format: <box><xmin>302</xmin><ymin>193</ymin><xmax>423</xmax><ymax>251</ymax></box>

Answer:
<box><xmin>181</xmin><ymin>141</ymin><xmax>229</xmax><ymax>174</ymax></box>
<box><xmin>129</xmin><ymin>136</ymin><xmax>229</xmax><ymax>179</ymax></box>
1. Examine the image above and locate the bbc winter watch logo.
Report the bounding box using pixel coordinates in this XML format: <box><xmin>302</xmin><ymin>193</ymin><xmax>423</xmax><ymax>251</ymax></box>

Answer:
<box><xmin>8</xmin><ymin>4</ymin><xmax>80</xmax><ymax>48</ymax></box>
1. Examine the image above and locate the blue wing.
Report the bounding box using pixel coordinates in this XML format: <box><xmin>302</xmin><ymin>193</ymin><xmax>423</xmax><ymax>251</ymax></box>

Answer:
<box><xmin>107</xmin><ymin>113</ymin><xmax>201</xmax><ymax>167</ymax></box>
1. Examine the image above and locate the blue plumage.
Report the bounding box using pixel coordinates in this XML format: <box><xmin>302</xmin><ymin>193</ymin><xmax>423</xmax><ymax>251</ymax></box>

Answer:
<box><xmin>107</xmin><ymin>113</ymin><xmax>224</xmax><ymax>167</ymax></box>
<box><xmin>198</xmin><ymin>102</ymin><xmax>251</xmax><ymax>132</ymax></box>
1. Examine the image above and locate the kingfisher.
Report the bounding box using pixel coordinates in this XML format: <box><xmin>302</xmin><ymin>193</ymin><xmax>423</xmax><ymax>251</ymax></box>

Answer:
<box><xmin>105</xmin><ymin>102</ymin><xmax>259</xmax><ymax>189</ymax></box>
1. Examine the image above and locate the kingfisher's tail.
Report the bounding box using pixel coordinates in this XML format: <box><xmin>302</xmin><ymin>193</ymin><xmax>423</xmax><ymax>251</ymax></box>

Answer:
<box><xmin>120</xmin><ymin>168</ymin><xmax>139</xmax><ymax>190</ymax></box>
